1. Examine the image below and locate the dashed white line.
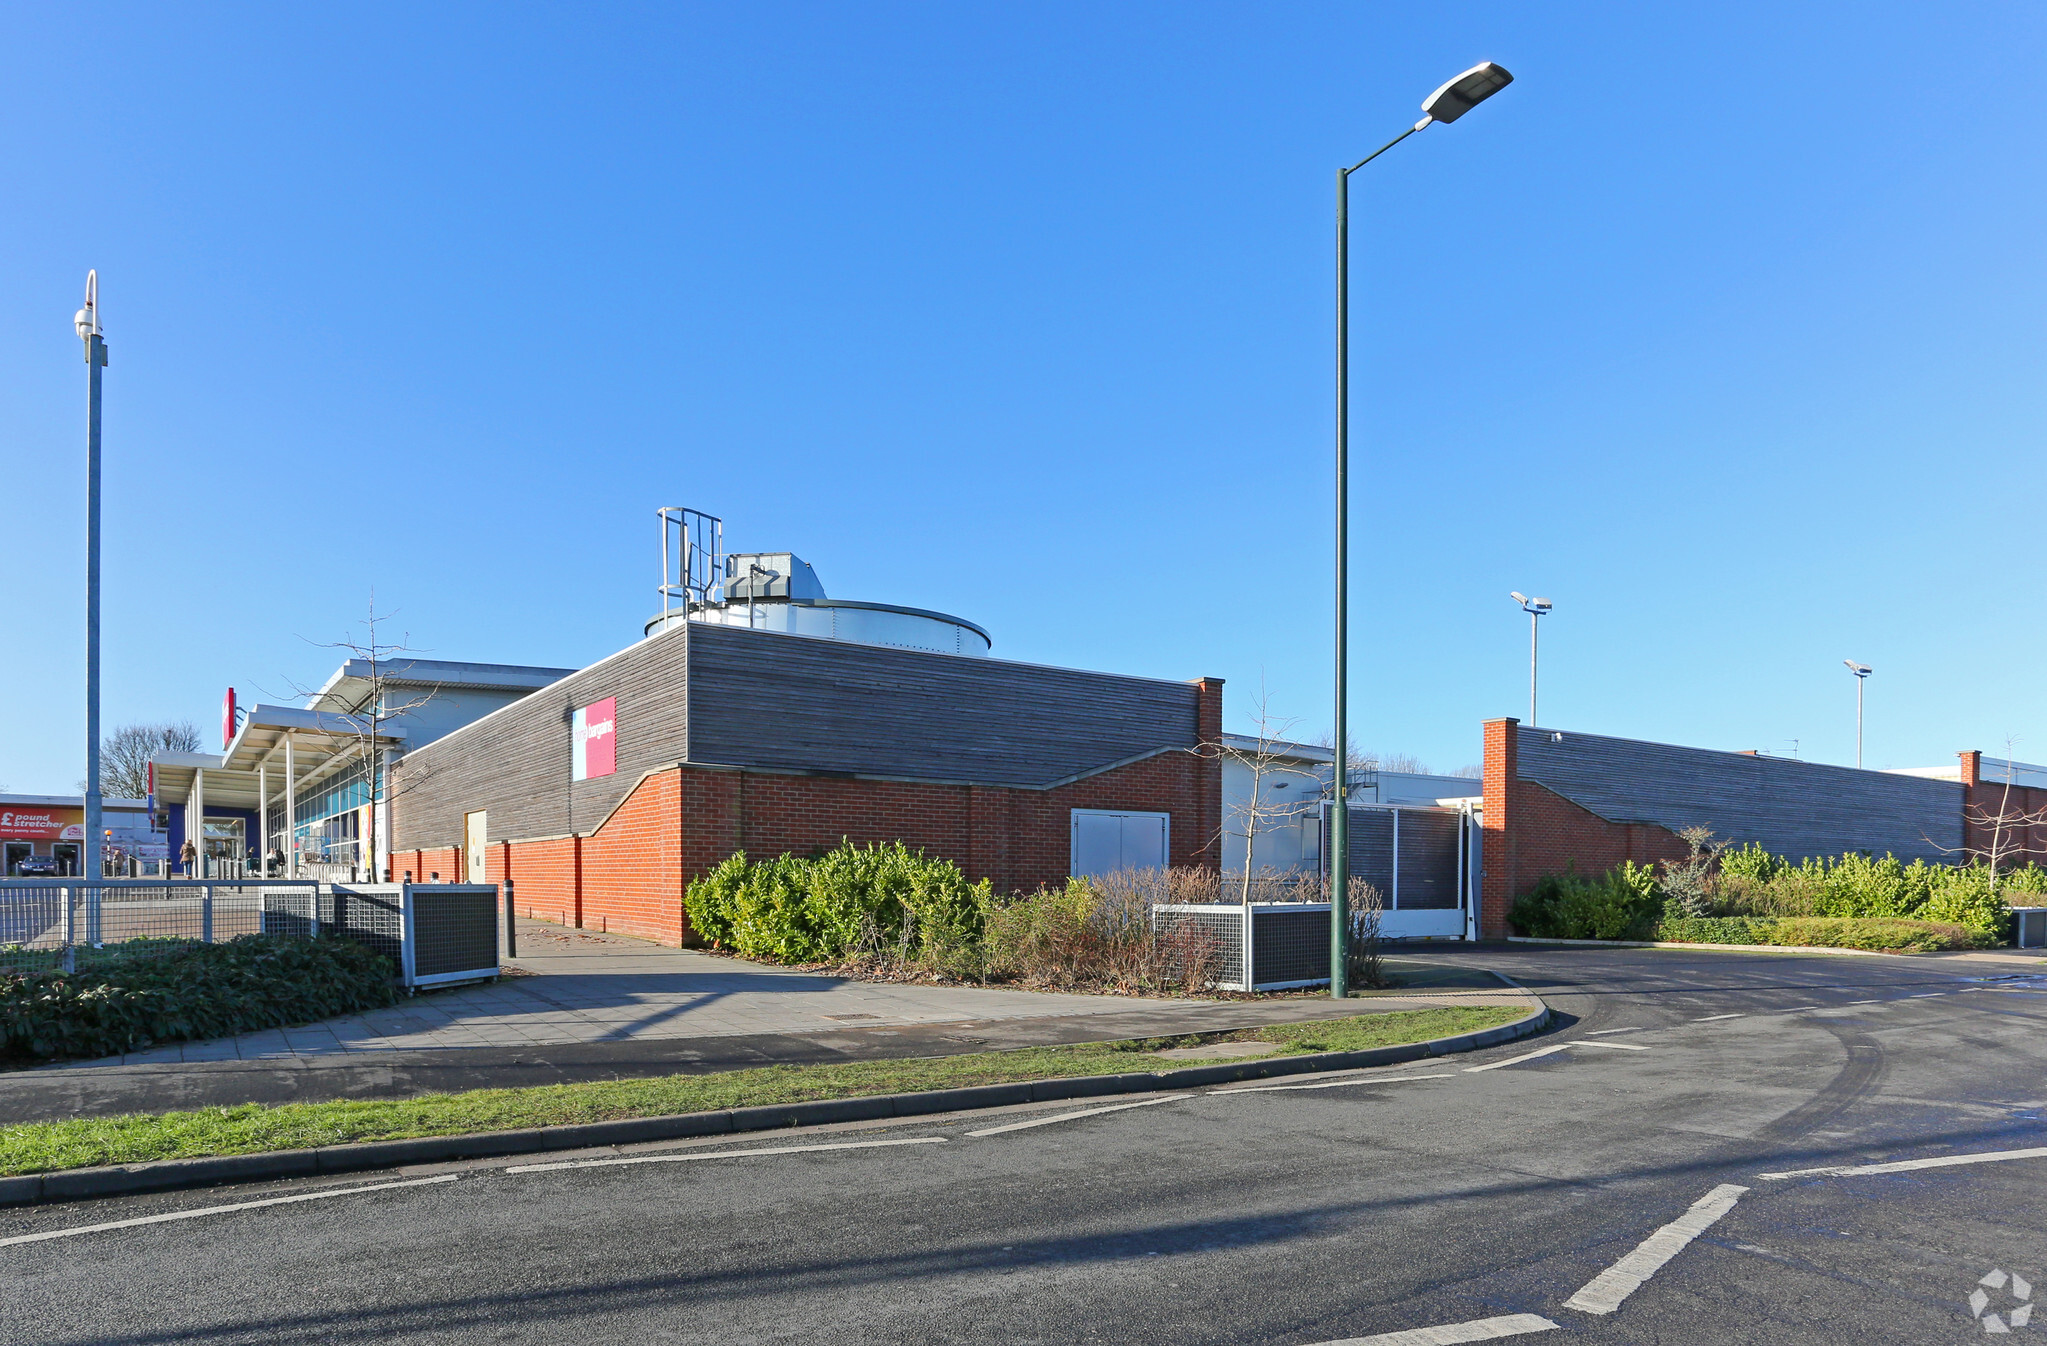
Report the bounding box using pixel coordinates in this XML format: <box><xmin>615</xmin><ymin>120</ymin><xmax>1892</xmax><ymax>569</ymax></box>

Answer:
<box><xmin>1563</xmin><ymin>1183</ymin><xmax>1749</xmax><ymax>1315</ymax></box>
<box><xmin>1577</xmin><ymin>1041</ymin><xmax>1651</xmax><ymax>1051</ymax></box>
<box><xmin>966</xmin><ymin>1097</ymin><xmax>1181</xmax><ymax>1137</ymax></box>
<box><xmin>1909</xmin><ymin>993</ymin><xmax>1947</xmax><ymax>999</ymax></box>
<box><xmin>1586</xmin><ymin>1027</ymin><xmax>1642</xmax><ymax>1036</ymax></box>
<box><xmin>1849</xmin><ymin>999</ymin><xmax>1879</xmax><ymax>1004</ymax></box>
<box><xmin>1694</xmin><ymin>1014</ymin><xmax>1744</xmax><ymax>1022</ymax></box>
<box><xmin>1211</xmin><ymin>1073</ymin><xmax>1455</xmax><ymax>1095</ymax></box>
<box><xmin>505</xmin><ymin>1136</ymin><xmax>947</xmax><ymax>1174</ymax></box>
<box><xmin>1758</xmin><ymin>1145</ymin><xmax>2047</xmax><ymax>1181</ymax></box>
<box><xmin>1465</xmin><ymin>1045</ymin><xmax>1570</xmax><ymax>1072</ymax></box>
<box><xmin>1305</xmin><ymin>1312</ymin><xmax>1562</xmax><ymax>1344</ymax></box>
<box><xmin>0</xmin><ymin>1174</ymin><xmax>460</xmax><ymax>1249</ymax></box>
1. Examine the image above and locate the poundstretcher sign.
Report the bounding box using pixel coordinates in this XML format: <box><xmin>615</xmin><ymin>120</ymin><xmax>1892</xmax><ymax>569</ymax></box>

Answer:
<box><xmin>571</xmin><ymin>697</ymin><xmax>617</xmax><ymax>781</ymax></box>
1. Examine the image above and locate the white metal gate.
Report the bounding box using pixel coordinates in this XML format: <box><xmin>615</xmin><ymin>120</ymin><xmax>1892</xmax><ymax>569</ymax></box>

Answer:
<box><xmin>1321</xmin><ymin>802</ymin><xmax>1479</xmax><ymax>940</ymax></box>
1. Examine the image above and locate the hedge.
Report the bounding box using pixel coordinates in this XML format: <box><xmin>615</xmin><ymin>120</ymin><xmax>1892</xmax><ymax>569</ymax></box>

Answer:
<box><xmin>0</xmin><ymin>935</ymin><xmax>400</xmax><ymax>1063</ymax></box>
<box><xmin>1652</xmin><ymin>915</ymin><xmax>1992</xmax><ymax>953</ymax></box>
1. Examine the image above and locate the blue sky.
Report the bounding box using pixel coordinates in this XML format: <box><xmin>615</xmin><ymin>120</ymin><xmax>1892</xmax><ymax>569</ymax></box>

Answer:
<box><xmin>3</xmin><ymin>3</ymin><xmax>2043</xmax><ymax>792</ymax></box>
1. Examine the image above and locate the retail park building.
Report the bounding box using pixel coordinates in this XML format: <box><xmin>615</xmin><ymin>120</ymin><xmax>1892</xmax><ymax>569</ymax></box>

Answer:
<box><xmin>145</xmin><ymin>524</ymin><xmax>2041</xmax><ymax>943</ymax></box>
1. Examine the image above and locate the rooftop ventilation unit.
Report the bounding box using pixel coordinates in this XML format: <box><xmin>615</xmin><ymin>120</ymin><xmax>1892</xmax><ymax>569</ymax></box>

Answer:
<box><xmin>646</xmin><ymin>508</ymin><xmax>991</xmax><ymax>658</ymax></box>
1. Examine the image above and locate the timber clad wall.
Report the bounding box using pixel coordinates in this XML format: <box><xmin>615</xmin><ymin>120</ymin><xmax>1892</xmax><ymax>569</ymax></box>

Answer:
<box><xmin>1480</xmin><ymin>718</ymin><xmax>1971</xmax><ymax>938</ymax></box>
<box><xmin>388</xmin><ymin>620</ymin><xmax>1222</xmax><ymax>945</ymax></box>
<box><xmin>392</xmin><ymin>624</ymin><xmax>692</xmax><ymax>853</ymax></box>
<box><xmin>686</xmin><ymin>623</ymin><xmax>1204</xmax><ymax>785</ymax></box>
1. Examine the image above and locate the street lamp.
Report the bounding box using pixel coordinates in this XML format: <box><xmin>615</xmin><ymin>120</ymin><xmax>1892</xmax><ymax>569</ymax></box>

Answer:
<box><xmin>75</xmin><ymin>273</ymin><xmax>108</xmax><ymax>925</ymax></box>
<box><xmin>1844</xmin><ymin>660</ymin><xmax>1872</xmax><ymax>768</ymax></box>
<box><xmin>1511</xmin><ymin>592</ymin><xmax>1553</xmax><ymax>724</ymax></box>
<box><xmin>1331</xmin><ymin>62</ymin><xmax>1513</xmax><ymax>998</ymax></box>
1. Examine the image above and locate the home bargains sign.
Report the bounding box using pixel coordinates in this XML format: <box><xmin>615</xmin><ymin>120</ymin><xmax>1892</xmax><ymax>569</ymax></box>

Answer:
<box><xmin>1</xmin><ymin>808</ymin><xmax>85</xmax><ymax>840</ymax></box>
<box><xmin>571</xmin><ymin>697</ymin><xmax>617</xmax><ymax>781</ymax></box>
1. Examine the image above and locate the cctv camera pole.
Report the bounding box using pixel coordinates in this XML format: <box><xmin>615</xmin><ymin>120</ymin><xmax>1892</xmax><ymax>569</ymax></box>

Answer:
<box><xmin>78</xmin><ymin>273</ymin><xmax>108</xmax><ymax>939</ymax></box>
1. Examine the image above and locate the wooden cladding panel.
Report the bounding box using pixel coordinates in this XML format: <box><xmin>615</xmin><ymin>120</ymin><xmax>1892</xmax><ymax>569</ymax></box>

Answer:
<box><xmin>686</xmin><ymin>623</ymin><xmax>1202</xmax><ymax>788</ymax></box>
<box><xmin>1516</xmin><ymin>725</ymin><xmax>1962</xmax><ymax>863</ymax></box>
<box><xmin>391</xmin><ymin>626</ymin><xmax>692</xmax><ymax>851</ymax></box>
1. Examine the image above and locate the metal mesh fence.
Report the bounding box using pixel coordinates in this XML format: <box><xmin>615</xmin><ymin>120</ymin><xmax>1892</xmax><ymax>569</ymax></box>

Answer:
<box><xmin>0</xmin><ymin>879</ymin><xmax>500</xmax><ymax>987</ymax></box>
<box><xmin>0</xmin><ymin>881</ymin><xmax>324</xmax><ymax>974</ymax></box>
<box><xmin>1250</xmin><ymin>906</ymin><xmax>1331</xmax><ymax>986</ymax></box>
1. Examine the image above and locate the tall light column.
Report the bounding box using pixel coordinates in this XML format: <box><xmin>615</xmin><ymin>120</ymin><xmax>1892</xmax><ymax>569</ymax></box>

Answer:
<box><xmin>1332</xmin><ymin>62</ymin><xmax>1513</xmax><ymax>996</ymax></box>
<box><xmin>1512</xmin><ymin>592</ymin><xmax>1553</xmax><ymax>724</ymax></box>
<box><xmin>1844</xmin><ymin>660</ymin><xmax>1872</xmax><ymax>768</ymax></box>
<box><xmin>76</xmin><ymin>274</ymin><xmax>108</xmax><ymax>919</ymax></box>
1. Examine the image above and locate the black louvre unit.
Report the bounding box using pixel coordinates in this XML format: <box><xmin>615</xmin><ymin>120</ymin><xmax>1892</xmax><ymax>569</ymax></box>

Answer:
<box><xmin>322</xmin><ymin>883</ymin><xmax>500</xmax><ymax>989</ymax></box>
<box><xmin>1151</xmin><ymin>903</ymin><xmax>1331</xmax><ymax>991</ymax></box>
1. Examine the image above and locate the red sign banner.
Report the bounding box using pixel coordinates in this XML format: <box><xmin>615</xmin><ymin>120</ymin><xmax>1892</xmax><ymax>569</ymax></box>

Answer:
<box><xmin>572</xmin><ymin>697</ymin><xmax>617</xmax><ymax>781</ymax></box>
<box><xmin>0</xmin><ymin>808</ymin><xmax>84</xmax><ymax>841</ymax></box>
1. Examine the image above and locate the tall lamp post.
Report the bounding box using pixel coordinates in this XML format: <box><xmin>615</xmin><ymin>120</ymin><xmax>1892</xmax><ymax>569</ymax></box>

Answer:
<box><xmin>75</xmin><ymin>274</ymin><xmax>108</xmax><ymax>918</ymax></box>
<box><xmin>1844</xmin><ymin>660</ymin><xmax>1871</xmax><ymax>768</ymax></box>
<box><xmin>1511</xmin><ymin>592</ymin><xmax>1553</xmax><ymax>724</ymax></box>
<box><xmin>1331</xmin><ymin>62</ymin><xmax>1513</xmax><ymax>998</ymax></box>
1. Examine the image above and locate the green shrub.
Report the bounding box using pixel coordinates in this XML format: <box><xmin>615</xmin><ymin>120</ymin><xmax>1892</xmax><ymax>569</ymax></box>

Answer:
<box><xmin>683</xmin><ymin>839</ymin><xmax>993</xmax><ymax>968</ymax></box>
<box><xmin>0</xmin><ymin>935</ymin><xmax>399</xmax><ymax>1063</ymax></box>
<box><xmin>1508</xmin><ymin>861</ymin><xmax>1660</xmax><ymax>940</ymax></box>
<box><xmin>1653</xmin><ymin>914</ymin><xmax>1989</xmax><ymax>953</ymax></box>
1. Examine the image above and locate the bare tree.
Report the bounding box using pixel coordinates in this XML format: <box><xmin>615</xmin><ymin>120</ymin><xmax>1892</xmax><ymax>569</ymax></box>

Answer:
<box><xmin>1379</xmin><ymin>752</ymin><xmax>1432</xmax><ymax>775</ymax></box>
<box><xmin>1957</xmin><ymin>741</ymin><xmax>2047</xmax><ymax>903</ymax></box>
<box><xmin>1452</xmin><ymin>763</ymin><xmax>1483</xmax><ymax>780</ymax></box>
<box><xmin>99</xmin><ymin>722</ymin><xmax>201</xmax><ymax>800</ymax></box>
<box><xmin>284</xmin><ymin>595</ymin><xmax>439</xmax><ymax>881</ymax></box>
<box><xmin>1196</xmin><ymin>682</ymin><xmax>1310</xmax><ymax>905</ymax></box>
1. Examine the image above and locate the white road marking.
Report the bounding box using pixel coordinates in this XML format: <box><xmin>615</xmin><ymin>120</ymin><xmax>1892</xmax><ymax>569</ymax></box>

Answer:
<box><xmin>1563</xmin><ymin>1182</ymin><xmax>1749</xmax><ymax>1315</ymax></box>
<box><xmin>1849</xmin><ymin>999</ymin><xmax>1879</xmax><ymax>1004</ymax></box>
<box><xmin>1909</xmin><ymin>993</ymin><xmax>1947</xmax><ymax>998</ymax></box>
<box><xmin>1212</xmin><ymin>1073</ymin><xmax>1455</xmax><ymax>1095</ymax></box>
<box><xmin>0</xmin><ymin>1174</ymin><xmax>460</xmax><ymax>1249</ymax></box>
<box><xmin>506</xmin><ymin>1136</ymin><xmax>947</xmax><ymax>1174</ymax></box>
<box><xmin>1576</xmin><ymin>1041</ymin><xmax>1651</xmax><ymax>1052</ymax></box>
<box><xmin>966</xmin><ymin>1097</ymin><xmax>1181</xmax><ymax>1137</ymax></box>
<box><xmin>1785</xmin><ymin>1005</ymin><xmax>1822</xmax><ymax>1011</ymax></box>
<box><xmin>1694</xmin><ymin>1014</ymin><xmax>1744</xmax><ymax>1022</ymax></box>
<box><xmin>1758</xmin><ymin>1145</ymin><xmax>2047</xmax><ymax>1181</ymax></box>
<box><xmin>1465</xmin><ymin>1045</ymin><xmax>1570</xmax><ymax>1072</ymax></box>
<box><xmin>1586</xmin><ymin>1027</ymin><xmax>1641</xmax><ymax>1035</ymax></box>
<box><xmin>1306</xmin><ymin>1312</ymin><xmax>1562</xmax><ymax>1344</ymax></box>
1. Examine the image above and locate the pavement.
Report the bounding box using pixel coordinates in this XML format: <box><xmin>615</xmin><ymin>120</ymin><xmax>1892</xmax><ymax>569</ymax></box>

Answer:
<box><xmin>8</xmin><ymin>943</ymin><xmax>2047</xmax><ymax>1343</ymax></box>
<box><xmin>0</xmin><ymin>921</ymin><xmax>1524</xmax><ymax>1122</ymax></box>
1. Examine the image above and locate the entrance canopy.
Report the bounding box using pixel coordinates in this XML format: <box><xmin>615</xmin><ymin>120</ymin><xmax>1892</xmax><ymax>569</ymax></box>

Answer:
<box><xmin>151</xmin><ymin>704</ymin><xmax>407</xmax><ymax>814</ymax></box>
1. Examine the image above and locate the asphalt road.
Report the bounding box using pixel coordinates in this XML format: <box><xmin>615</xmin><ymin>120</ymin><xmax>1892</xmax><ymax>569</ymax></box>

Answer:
<box><xmin>7</xmin><ymin>944</ymin><xmax>2047</xmax><ymax>1345</ymax></box>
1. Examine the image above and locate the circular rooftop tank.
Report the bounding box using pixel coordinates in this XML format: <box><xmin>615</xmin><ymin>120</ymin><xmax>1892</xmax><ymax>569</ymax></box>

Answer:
<box><xmin>644</xmin><ymin>599</ymin><xmax>992</xmax><ymax>657</ymax></box>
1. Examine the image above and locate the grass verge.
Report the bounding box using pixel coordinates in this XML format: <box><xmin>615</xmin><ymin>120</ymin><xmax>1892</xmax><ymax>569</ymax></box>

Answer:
<box><xmin>0</xmin><ymin>1004</ymin><xmax>1522</xmax><ymax>1176</ymax></box>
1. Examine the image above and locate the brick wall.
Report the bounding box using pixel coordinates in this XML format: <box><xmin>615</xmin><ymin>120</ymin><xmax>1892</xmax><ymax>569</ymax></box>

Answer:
<box><xmin>468</xmin><ymin>726</ymin><xmax>1219</xmax><ymax>948</ymax></box>
<box><xmin>1960</xmin><ymin>750</ymin><xmax>2047</xmax><ymax>868</ymax></box>
<box><xmin>1480</xmin><ymin>718</ymin><xmax>1690</xmax><ymax>937</ymax></box>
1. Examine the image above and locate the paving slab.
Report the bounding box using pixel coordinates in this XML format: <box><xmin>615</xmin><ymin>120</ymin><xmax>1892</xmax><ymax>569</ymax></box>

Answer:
<box><xmin>0</xmin><ymin>921</ymin><xmax>1529</xmax><ymax>1123</ymax></box>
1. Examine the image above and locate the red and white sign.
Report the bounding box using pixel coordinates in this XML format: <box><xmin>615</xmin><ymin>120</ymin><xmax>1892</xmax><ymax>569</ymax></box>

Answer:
<box><xmin>572</xmin><ymin>697</ymin><xmax>617</xmax><ymax>781</ymax></box>
<box><xmin>222</xmin><ymin>687</ymin><xmax>238</xmax><ymax>750</ymax></box>
<box><xmin>0</xmin><ymin>809</ymin><xmax>85</xmax><ymax>841</ymax></box>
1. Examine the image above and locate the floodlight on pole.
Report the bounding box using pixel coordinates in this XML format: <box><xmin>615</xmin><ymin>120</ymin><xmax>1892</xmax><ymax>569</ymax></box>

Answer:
<box><xmin>1512</xmin><ymin>593</ymin><xmax>1552</xmax><ymax>725</ymax></box>
<box><xmin>1844</xmin><ymin>660</ymin><xmax>1872</xmax><ymax>769</ymax></box>
<box><xmin>1330</xmin><ymin>60</ymin><xmax>1513</xmax><ymax>998</ymax></box>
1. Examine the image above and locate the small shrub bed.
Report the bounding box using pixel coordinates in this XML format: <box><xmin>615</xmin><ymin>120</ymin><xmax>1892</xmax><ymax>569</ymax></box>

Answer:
<box><xmin>0</xmin><ymin>935</ymin><xmax>400</xmax><ymax>1064</ymax></box>
<box><xmin>1653</xmin><ymin>915</ymin><xmax>1992</xmax><ymax>953</ymax></box>
<box><xmin>686</xmin><ymin>840</ymin><xmax>1224</xmax><ymax>994</ymax></box>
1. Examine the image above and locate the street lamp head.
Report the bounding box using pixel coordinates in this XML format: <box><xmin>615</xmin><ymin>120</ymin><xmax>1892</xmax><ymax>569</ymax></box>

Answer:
<box><xmin>74</xmin><ymin>270</ymin><xmax>98</xmax><ymax>342</ymax></box>
<box><xmin>1844</xmin><ymin>660</ymin><xmax>1872</xmax><ymax>678</ymax></box>
<box><xmin>1421</xmin><ymin>61</ymin><xmax>1514</xmax><ymax>126</ymax></box>
<box><xmin>1513</xmin><ymin>592</ymin><xmax>1552</xmax><ymax>616</ymax></box>
<box><xmin>1510</xmin><ymin>591</ymin><xmax>1527</xmax><ymax>605</ymax></box>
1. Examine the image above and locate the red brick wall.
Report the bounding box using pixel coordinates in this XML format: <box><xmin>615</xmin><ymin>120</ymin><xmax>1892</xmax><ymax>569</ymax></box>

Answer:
<box><xmin>464</xmin><ymin>741</ymin><xmax>1218</xmax><ymax>949</ymax></box>
<box><xmin>1479</xmin><ymin>717</ymin><xmax>1689</xmax><ymax>938</ymax></box>
<box><xmin>1961</xmin><ymin>750</ymin><xmax>2047</xmax><ymax>868</ymax></box>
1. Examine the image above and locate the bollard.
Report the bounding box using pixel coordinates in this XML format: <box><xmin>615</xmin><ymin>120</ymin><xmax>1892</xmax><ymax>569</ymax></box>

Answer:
<box><xmin>504</xmin><ymin>879</ymin><xmax>517</xmax><ymax>959</ymax></box>
<box><xmin>202</xmin><ymin>885</ymin><xmax>214</xmax><ymax>944</ymax></box>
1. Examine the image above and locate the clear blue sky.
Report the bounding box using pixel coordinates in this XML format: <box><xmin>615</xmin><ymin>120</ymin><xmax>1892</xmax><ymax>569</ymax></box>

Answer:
<box><xmin>4</xmin><ymin>3</ymin><xmax>2043</xmax><ymax>793</ymax></box>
